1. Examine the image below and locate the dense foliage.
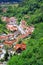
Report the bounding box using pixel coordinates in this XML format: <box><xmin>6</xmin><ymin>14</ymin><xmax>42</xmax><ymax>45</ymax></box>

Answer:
<box><xmin>0</xmin><ymin>18</ymin><xmax>9</xmax><ymax>34</ymax></box>
<box><xmin>0</xmin><ymin>0</ymin><xmax>43</xmax><ymax>65</ymax></box>
<box><xmin>8</xmin><ymin>23</ymin><xmax>43</xmax><ymax>65</ymax></box>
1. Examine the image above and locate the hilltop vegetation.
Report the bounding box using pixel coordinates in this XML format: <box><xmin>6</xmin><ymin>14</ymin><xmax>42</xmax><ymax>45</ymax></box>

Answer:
<box><xmin>8</xmin><ymin>22</ymin><xmax>43</xmax><ymax>65</ymax></box>
<box><xmin>0</xmin><ymin>18</ymin><xmax>9</xmax><ymax>34</ymax></box>
<box><xmin>0</xmin><ymin>0</ymin><xmax>43</xmax><ymax>65</ymax></box>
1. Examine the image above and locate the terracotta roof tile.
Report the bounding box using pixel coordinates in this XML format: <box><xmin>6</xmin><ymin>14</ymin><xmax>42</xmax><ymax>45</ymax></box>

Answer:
<box><xmin>14</xmin><ymin>43</ymin><xmax>26</xmax><ymax>50</ymax></box>
<box><xmin>3</xmin><ymin>40</ymin><xmax>16</xmax><ymax>46</ymax></box>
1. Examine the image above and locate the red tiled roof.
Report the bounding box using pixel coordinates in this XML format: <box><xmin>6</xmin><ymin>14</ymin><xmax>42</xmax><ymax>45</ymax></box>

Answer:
<box><xmin>0</xmin><ymin>36</ymin><xmax>8</xmax><ymax>40</ymax></box>
<box><xmin>14</xmin><ymin>43</ymin><xmax>26</xmax><ymax>50</ymax></box>
<box><xmin>3</xmin><ymin>40</ymin><xmax>16</xmax><ymax>46</ymax></box>
<box><xmin>14</xmin><ymin>44</ymin><xmax>21</xmax><ymax>50</ymax></box>
<box><xmin>21</xmin><ymin>43</ymin><xmax>26</xmax><ymax>50</ymax></box>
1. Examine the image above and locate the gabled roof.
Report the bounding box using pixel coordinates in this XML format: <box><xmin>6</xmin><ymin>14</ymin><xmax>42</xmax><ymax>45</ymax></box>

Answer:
<box><xmin>14</xmin><ymin>43</ymin><xmax>26</xmax><ymax>50</ymax></box>
<box><xmin>6</xmin><ymin>24</ymin><xmax>18</xmax><ymax>31</ymax></box>
<box><xmin>0</xmin><ymin>35</ymin><xmax>8</xmax><ymax>40</ymax></box>
<box><xmin>3</xmin><ymin>40</ymin><xmax>16</xmax><ymax>46</ymax></box>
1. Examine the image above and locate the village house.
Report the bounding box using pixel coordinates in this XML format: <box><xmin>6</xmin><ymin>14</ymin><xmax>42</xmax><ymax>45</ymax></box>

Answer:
<box><xmin>25</xmin><ymin>26</ymin><xmax>34</xmax><ymax>34</ymax></box>
<box><xmin>16</xmin><ymin>26</ymin><xmax>34</xmax><ymax>40</ymax></box>
<box><xmin>19</xmin><ymin>20</ymin><xmax>27</xmax><ymax>29</ymax></box>
<box><xmin>0</xmin><ymin>16</ymin><xmax>35</xmax><ymax>60</ymax></box>
<box><xmin>0</xmin><ymin>33</ymin><xmax>15</xmax><ymax>41</ymax></box>
<box><xmin>9</xmin><ymin>17</ymin><xmax>17</xmax><ymax>24</ymax></box>
<box><xmin>14</xmin><ymin>43</ymin><xmax>26</xmax><ymax>53</ymax></box>
<box><xmin>13</xmin><ymin>31</ymin><xmax>19</xmax><ymax>39</ymax></box>
<box><xmin>1</xmin><ymin>16</ymin><xmax>10</xmax><ymax>23</ymax></box>
<box><xmin>1</xmin><ymin>16</ymin><xmax>17</xmax><ymax>23</ymax></box>
<box><xmin>0</xmin><ymin>35</ymin><xmax>8</xmax><ymax>40</ymax></box>
<box><xmin>3</xmin><ymin>39</ymin><xmax>16</xmax><ymax>47</ymax></box>
<box><xmin>6</xmin><ymin>24</ymin><xmax>18</xmax><ymax>31</ymax></box>
<box><xmin>7</xmin><ymin>33</ymin><xmax>14</xmax><ymax>40</ymax></box>
<box><xmin>6</xmin><ymin>19</ymin><xmax>26</xmax><ymax>35</ymax></box>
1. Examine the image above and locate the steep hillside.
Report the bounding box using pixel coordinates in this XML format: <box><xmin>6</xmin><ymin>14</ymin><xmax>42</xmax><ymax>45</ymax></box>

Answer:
<box><xmin>0</xmin><ymin>0</ymin><xmax>43</xmax><ymax>65</ymax></box>
<box><xmin>7</xmin><ymin>0</ymin><xmax>43</xmax><ymax>65</ymax></box>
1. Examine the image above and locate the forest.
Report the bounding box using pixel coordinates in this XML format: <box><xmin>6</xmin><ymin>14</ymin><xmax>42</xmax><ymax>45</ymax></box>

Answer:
<box><xmin>0</xmin><ymin>0</ymin><xmax>43</xmax><ymax>65</ymax></box>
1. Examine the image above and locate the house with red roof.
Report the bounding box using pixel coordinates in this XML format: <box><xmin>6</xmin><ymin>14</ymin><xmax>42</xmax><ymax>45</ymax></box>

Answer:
<box><xmin>3</xmin><ymin>39</ymin><xmax>16</xmax><ymax>47</ymax></box>
<box><xmin>0</xmin><ymin>16</ymin><xmax>34</xmax><ymax>56</ymax></box>
<box><xmin>0</xmin><ymin>35</ymin><xmax>8</xmax><ymax>40</ymax></box>
<box><xmin>14</xmin><ymin>43</ymin><xmax>26</xmax><ymax>53</ymax></box>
